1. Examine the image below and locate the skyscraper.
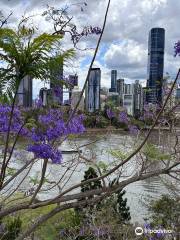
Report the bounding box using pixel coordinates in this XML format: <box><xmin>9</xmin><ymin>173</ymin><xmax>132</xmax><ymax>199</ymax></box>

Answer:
<box><xmin>117</xmin><ymin>78</ymin><xmax>124</xmax><ymax>106</ymax></box>
<box><xmin>109</xmin><ymin>70</ymin><xmax>117</xmax><ymax>92</ymax></box>
<box><xmin>146</xmin><ymin>28</ymin><xmax>165</xmax><ymax>104</ymax></box>
<box><xmin>133</xmin><ymin>80</ymin><xmax>143</xmax><ymax>118</ymax></box>
<box><xmin>50</xmin><ymin>63</ymin><xmax>63</xmax><ymax>105</ymax></box>
<box><xmin>85</xmin><ymin>68</ymin><xmax>101</xmax><ymax>112</ymax></box>
<box><xmin>16</xmin><ymin>75</ymin><xmax>32</xmax><ymax>107</ymax></box>
<box><xmin>123</xmin><ymin>84</ymin><xmax>134</xmax><ymax>115</ymax></box>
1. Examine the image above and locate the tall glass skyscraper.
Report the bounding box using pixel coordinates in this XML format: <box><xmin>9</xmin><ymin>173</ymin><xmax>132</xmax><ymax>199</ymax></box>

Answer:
<box><xmin>16</xmin><ymin>75</ymin><xmax>32</xmax><ymax>107</ymax></box>
<box><xmin>146</xmin><ymin>28</ymin><xmax>165</xmax><ymax>104</ymax></box>
<box><xmin>109</xmin><ymin>70</ymin><xmax>117</xmax><ymax>92</ymax></box>
<box><xmin>85</xmin><ymin>68</ymin><xmax>101</xmax><ymax>112</ymax></box>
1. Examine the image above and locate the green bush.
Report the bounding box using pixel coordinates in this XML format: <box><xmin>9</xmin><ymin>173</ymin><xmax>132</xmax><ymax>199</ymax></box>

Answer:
<box><xmin>1</xmin><ymin>216</ymin><xmax>22</xmax><ymax>240</ymax></box>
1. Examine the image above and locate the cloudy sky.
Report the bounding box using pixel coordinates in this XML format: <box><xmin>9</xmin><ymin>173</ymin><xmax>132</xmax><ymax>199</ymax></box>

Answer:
<box><xmin>1</xmin><ymin>0</ymin><xmax>180</xmax><ymax>98</ymax></box>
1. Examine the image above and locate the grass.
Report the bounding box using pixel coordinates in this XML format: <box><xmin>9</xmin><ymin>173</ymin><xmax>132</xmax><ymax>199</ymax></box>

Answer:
<box><xmin>3</xmin><ymin>193</ymin><xmax>80</xmax><ymax>240</ymax></box>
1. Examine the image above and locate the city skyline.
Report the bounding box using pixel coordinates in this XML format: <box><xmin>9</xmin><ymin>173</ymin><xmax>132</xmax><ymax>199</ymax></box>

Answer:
<box><xmin>0</xmin><ymin>0</ymin><xmax>180</xmax><ymax>98</ymax></box>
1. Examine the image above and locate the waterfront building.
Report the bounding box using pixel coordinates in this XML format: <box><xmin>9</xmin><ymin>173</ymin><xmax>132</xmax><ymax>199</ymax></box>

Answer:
<box><xmin>50</xmin><ymin>63</ymin><xmax>63</xmax><ymax>105</ymax></box>
<box><xmin>117</xmin><ymin>78</ymin><xmax>124</xmax><ymax>106</ymax></box>
<box><xmin>109</xmin><ymin>70</ymin><xmax>117</xmax><ymax>92</ymax></box>
<box><xmin>123</xmin><ymin>84</ymin><xmax>134</xmax><ymax>115</ymax></box>
<box><xmin>133</xmin><ymin>80</ymin><xmax>144</xmax><ymax>118</ymax></box>
<box><xmin>68</xmin><ymin>74</ymin><xmax>78</xmax><ymax>103</ymax></box>
<box><xmin>69</xmin><ymin>74</ymin><xmax>78</xmax><ymax>87</ymax></box>
<box><xmin>85</xmin><ymin>68</ymin><xmax>101</xmax><ymax>113</ymax></box>
<box><xmin>71</xmin><ymin>86</ymin><xmax>84</xmax><ymax>111</ymax></box>
<box><xmin>39</xmin><ymin>88</ymin><xmax>51</xmax><ymax>106</ymax></box>
<box><xmin>16</xmin><ymin>75</ymin><xmax>32</xmax><ymax>107</ymax></box>
<box><xmin>146</xmin><ymin>28</ymin><xmax>165</xmax><ymax>104</ymax></box>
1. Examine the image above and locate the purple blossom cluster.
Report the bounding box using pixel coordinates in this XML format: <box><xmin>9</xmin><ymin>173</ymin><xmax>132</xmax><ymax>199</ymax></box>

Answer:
<box><xmin>27</xmin><ymin>144</ymin><xmax>62</xmax><ymax>164</ymax></box>
<box><xmin>0</xmin><ymin>105</ymin><xmax>85</xmax><ymax>164</ymax></box>
<box><xmin>106</xmin><ymin>108</ymin><xmax>115</xmax><ymax>119</ymax></box>
<box><xmin>119</xmin><ymin>111</ymin><xmax>129</xmax><ymax>124</ymax></box>
<box><xmin>174</xmin><ymin>41</ymin><xmax>180</xmax><ymax>57</ymax></box>
<box><xmin>128</xmin><ymin>125</ymin><xmax>139</xmax><ymax>135</ymax></box>
<box><xmin>34</xmin><ymin>98</ymin><xmax>43</xmax><ymax>108</ymax></box>
<box><xmin>119</xmin><ymin>111</ymin><xmax>139</xmax><ymax>135</ymax></box>
<box><xmin>27</xmin><ymin>110</ymin><xmax>85</xmax><ymax>163</ymax></box>
<box><xmin>53</xmin><ymin>86</ymin><xmax>63</xmax><ymax>97</ymax></box>
<box><xmin>140</xmin><ymin>104</ymin><xmax>161</xmax><ymax>122</ymax></box>
<box><xmin>0</xmin><ymin>105</ymin><xmax>28</xmax><ymax>136</ymax></box>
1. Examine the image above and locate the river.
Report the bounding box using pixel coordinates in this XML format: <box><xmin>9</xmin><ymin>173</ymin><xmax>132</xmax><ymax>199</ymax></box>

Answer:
<box><xmin>4</xmin><ymin>131</ymin><xmax>174</xmax><ymax>224</ymax></box>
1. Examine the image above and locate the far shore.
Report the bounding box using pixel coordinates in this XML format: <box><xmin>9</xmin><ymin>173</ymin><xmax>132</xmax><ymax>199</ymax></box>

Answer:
<box><xmin>84</xmin><ymin>126</ymin><xmax>180</xmax><ymax>134</ymax></box>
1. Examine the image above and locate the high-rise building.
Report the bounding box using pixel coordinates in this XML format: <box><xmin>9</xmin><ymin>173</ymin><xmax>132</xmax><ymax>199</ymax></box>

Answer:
<box><xmin>133</xmin><ymin>80</ymin><xmax>143</xmax><ymax>118</ymax></box>
<box><xmin>71</xmin><ymin>86</ymin><xmax>84</xmax><ymax>111</ymax></box>
<box><xmin>69</xmin><ymin>74</ymin><xmax>78</xmax><ymax>87</ymax></box>
<box><xmin>50</xmin><ymin>63</ymin><xmax>63</xmax><ymax>105</ymax></box>
<box><xmin>117</xmin><ymin>78</ymin><xmax>124</xmax><ymax>106</ymax></box>
<box><xmin>146</xmin><ymin>28</ymin><xmax>165</xmax><ymax>104</ymax></box>
<box><xmin>68</xmin><ymin>74</ymin><xmax>78</xmax><ymax>103</ymax></box>
<box><xmin>123</xmin><ymin>84</ymin><xmax>134</xmax><ymax>115</ymax></box>
<box><xmin>39</xmin><ymin>88</ymin><xmax>52</xmax><ymax>106</ymax></box>
<box><xmin>109</xmin><ymin>70</ymin><xmax>117</xmax><ymax>92</ymax></box>
<box><xmin>16</xmin><ymin>75</ymin><xmax>32</xmax><ymax>107</ymax></box>
<box><xmin>85</xmin><ymin>68</ymin><xmax>101</xmax><ymax>112</ymax></box>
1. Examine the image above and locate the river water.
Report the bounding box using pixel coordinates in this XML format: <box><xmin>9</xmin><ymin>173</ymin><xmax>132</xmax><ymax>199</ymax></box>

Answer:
<box><xmin>5</xmin><ymin>131</ymin><xmax>173</xmax><ymax>224</ymax></box>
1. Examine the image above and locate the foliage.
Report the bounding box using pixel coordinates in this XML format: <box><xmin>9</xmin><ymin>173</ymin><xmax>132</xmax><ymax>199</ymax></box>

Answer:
<box><xmin>83</xmin><ymin>114</ymin><xmax>109</xmax><ymax>128</ymax></box>
<box><xmin>148</xmin><ymin>195</ymin><xmax>180</xmax><ymax>230</ymax></box>
<box><xmin>81</xmin><ymin>167</ymin><xmax>102</xmax><ymax>193</ymax></box>
<box><xmin>0</xmin><ymin>105</ymin><xmax>85</xmax><ymax>164</ymax></box>
<box><xmin>116</xmin><ymin>190</ymin><xmax>131</xmax><ymax>223</ymax></box>
<box><xmin>0</xmin><ymin>25</ymin><xmax>74</xmax><ymax>101</ymax></box>
<box><xmin>142</xmin><ymin>144</ymin><xmax>170</xmax><ymax>161</ymax></box>
<box><xmin>143</xmin><ymin>195</ymin><xmax>180</xmax><ymax>240</ymax></box>
<box><xmin>0</xmin><ymin>216</ymin><xmax>22</xmax><ymax>240</ymax></box>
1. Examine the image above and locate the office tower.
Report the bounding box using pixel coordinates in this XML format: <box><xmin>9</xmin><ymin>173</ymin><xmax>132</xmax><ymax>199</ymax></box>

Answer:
<box><xmin>69</xmin><ymin>74</ymin><xmax>78</xmax><ymax>87</ymax></box>
<box><xmin>123</xmin><ymin>84</ymin><xmax>134</xmax><ymax>115</ymax></box>
<box><xmin>39</xmin><ymin>88</ymin><xmax>51</xmax><ymax>106</ymax></box>
<box><xmin>133</xmin><ymin>80</ymin><xmax>143</xmax><ymax>118</ymax></box>
<box><xmin>109</xmin><ymin>70</ymin><xmax>117</xmax><ymax>92</ymax></box>
<box><xmin>85</xmin><ymin>68</ymin><xmax>101</xmax><ymax>112</ymax></box>
<box><xmin>50</xmin><ymin>63</ymin><xmax>63</xmax><ymax>105</ymax></box>
<box><xmin>146</xmin><ymin>28</ymin><xmax>165</xmax><ymax>104</ymax></box>
<box><xmin>16</xmin><ymin>75</ymin><xmax>32</xmax><ymax>107</ymax></box>
<box><xmin>68</xmin><ymin>74</ymin><xmax>78</xmax><ymax>103</ymax></box>
<box><xmin>71</xmin><ymin>86</ymin><xmax>85</xmax><ymax>111</ymax></box>
<box><xmin>117</xmin><ymin>78</ymin><xmax>124</xmax><ymax>106</ymax></box>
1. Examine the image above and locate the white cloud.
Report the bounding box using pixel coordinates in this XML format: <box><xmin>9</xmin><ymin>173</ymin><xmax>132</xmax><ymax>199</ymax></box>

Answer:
<box><xmin>1</xmin><ymin>0</ymin><xmax>180</xmax><ymax>95</ymax></box>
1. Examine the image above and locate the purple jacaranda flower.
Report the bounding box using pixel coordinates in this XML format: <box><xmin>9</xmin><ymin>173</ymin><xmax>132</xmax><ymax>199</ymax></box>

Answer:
<box><xmin>144</xmin><ymin>223</ymin><xmax>151</xmax><ymax>229</ymax></box>
<box><xmin>174</xmin><ymin>41</ymin><xmax>180</xmax><ymax>57</ymax></box>
<box><xmin>119</xmin><ymin>111</ymin><xmax>129</xmax><ymax>124</ymax></box>
<box><xmin>53</xmin><ymin>86</ymin><xmax>63</xmax><ymax>97</ymax></box>
<box><xmin>34</xmin><ymin>98</ymin><xmax>43</xmax><ymax>108</ymax></box>
<box><xmin>0</xmin><ymin>104</ymin><xmax>85</xmax><ymax>164</ymax></box>
<box><xmin>27</xmin><ymin>144</ymin><xmax>62</xmax><ymax>164</ymax></box>
<box><xmin>0</xmin><ymin>105</ymin><xmax>29</xmax><ymax>136</ymax></box>
<box><xmin>106</xmin><ymin>108</ymin><xmax>115</xmax><ymax>119</ymax></box>
<box><xmin>128</xmin><ymin>125</ymin><xmax>139</xmax><ymax>135</ymax></box>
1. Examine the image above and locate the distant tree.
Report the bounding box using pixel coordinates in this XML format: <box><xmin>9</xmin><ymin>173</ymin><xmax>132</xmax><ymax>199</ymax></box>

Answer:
<box><xmin>81</xmin><ymin>167</ymin><xmax>102</xmax><ymax>194</ymax></box>
<box><xmin>148</xmin><ymin>195</ymin><xmax>180</xmax><ymax>234</ymax></box>
<box><xmin>116</xmin><ymin>190</ymin><xmax>131</xmax><ymax>223</ymax></box>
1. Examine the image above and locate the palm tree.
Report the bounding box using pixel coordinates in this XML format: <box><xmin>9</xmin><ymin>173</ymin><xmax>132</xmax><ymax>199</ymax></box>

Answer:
<box><xmin>0</xmin><ymin>24</ymin><xmax>75</xmax><ymax>101</ymax></box>
<box><xmin>0</xmin><ymin>23</ymin><xmax>75</xmax><ymax>187</ymax></box>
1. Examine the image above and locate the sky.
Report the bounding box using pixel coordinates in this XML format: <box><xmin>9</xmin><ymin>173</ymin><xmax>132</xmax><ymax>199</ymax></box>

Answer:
<box><xmin>1</xmin><ymin>0</ymin><xmax>180</xmax><ymax>98</ymax></box>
